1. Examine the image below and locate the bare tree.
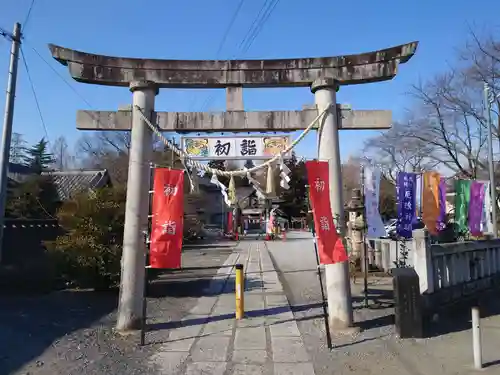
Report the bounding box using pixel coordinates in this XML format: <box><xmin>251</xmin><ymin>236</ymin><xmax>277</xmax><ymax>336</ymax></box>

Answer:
<box><xmin>404</xmin><ymin>70</ymin><xmax>488</xmax><ymax>178</ymax></box>
<box><xmin>76</xmin><ymin>131</ymin><xmax>184</xmax><ymax>184</ymax></box>
<box><xmin>460</xmin><ymin>30</ymin><xmax>500</xmax><ymax>94</ymax></box>
<box><xmin>51</xmin><ymin>136</ymin><xmax>75</xmax><ymax>170</ymax></box>
<box><xmin>76</xmin><ymin>131</ymin><xmax>131</xmax><ymax>184</ymax></box>
<box><xmin>9</xmin><ymin>132</ymin><xmax>26</xmax><ymax>164</ymax></box>
<box><xmin>77</xmin><ymin>131</ymin><xmax>131</xmax><ymax>160</ymax></box>
<box><xmin>364</xmin><ymin>122</ymin><xmax>437</xmax><ymax>182</ymax></box>
<box><xmin>364</xmin><ymin>32</ymin><xmax>500</xmax><ymax>180</ymax></box>
<box><xmin>341</xmin><ymin>157</ymin><xmax>361</xmax><ymax>203</ymax></box>
<box><xmin>459</xmin><ymin>30</ymin><xmax>500</xmax><ymax>151</ymax></box>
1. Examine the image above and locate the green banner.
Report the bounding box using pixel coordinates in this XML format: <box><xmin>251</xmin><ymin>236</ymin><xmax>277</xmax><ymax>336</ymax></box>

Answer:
<box><xmin>454</xmin><ymin>180</ymin><xmax>471</xmax><ymax>232</ymax></box>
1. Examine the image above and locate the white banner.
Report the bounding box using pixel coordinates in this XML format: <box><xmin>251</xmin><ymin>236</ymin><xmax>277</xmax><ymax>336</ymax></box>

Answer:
<box><xmin>415</xmin><ymin>173</ymin><xmax>422</xmax><ymax>216</ymax></box>
<box><xmin>481</xmin><ymin>181</ymin><xmax>494</xmax><ymax>234</ymax></box>
<box><xmin>364</xmin><ymin>166</ymin><xmax>387</xmax><ymax>238</ymax></box>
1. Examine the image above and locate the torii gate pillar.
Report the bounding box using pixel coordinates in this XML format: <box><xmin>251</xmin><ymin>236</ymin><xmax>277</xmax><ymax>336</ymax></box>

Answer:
<box><xmin>312</xmin><ymin>78</ymin><xmax>353</xmax><ymax>329</ymax></box>
<box><xmin>117</xmin><ymin>81</ymin><xmax>158</xmax><ymax>331</ymax></box>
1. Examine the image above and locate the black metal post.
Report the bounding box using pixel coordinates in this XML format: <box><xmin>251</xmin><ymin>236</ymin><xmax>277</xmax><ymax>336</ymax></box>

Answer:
<box><xmin>140</xmin><ymin>265</ymin><xmax>149</xmax><ymax>346</ymax></box>
<box><xmin>360</xmin><ymin>165</ymin><xmax>369</xmax><ymax>308</ymax></box>
<box><xmin>395</xmin><ymin>239</ymin><xmax>399</xmax><ymax>267</ymax></box>
<box><xmin>140</xmin><ymin>163</ymin><xmax>155</xmax><ymax>346</ymax></box>
<box><xmin>362</xmin><ymin>239</ymin><xmax>369</xmax><ymax>308</ymax></box>
<box><xmin>306</xmin><ymin>184</ymin><xmax>332</xmax><ymax>350</ymax></box>
<box><xmin>311</xmin><ymin>227</ymin><xmax>333</xmax><ymax>350</ymax></box>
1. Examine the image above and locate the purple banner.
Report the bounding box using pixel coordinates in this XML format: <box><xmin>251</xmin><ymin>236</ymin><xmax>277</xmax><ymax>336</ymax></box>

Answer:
<box><xmin>396</xmin><ymin>172</ymin><xmax>417</xmax><ymax>239</ymax></box>
<box><xmin>437</xmin><ymin>177</ymin><xmax>447</xmax><ymax>232</ymax></box>
<box><xmin>468</xmin><ymin>181</ymin><xmax>485</xmax><ymax>236</ymax></box>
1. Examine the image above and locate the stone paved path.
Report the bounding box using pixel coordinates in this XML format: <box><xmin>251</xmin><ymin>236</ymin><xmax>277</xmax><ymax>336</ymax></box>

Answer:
<box><xmin>149</xmin><ymin>239</ymin><xmax>315</xmax><ymax>374</ymax></box>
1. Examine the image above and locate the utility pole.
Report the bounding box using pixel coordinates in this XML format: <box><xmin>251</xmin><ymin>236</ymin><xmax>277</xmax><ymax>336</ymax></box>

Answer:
<box><xmin>484</xmin><ymin>82</ymin><xmax>498</xmax><ymax>237</ymax></box>
<box><xmin>0</xmin><ymin>22</ymin><xmax>22</xmax><ymax>263</ymax></box>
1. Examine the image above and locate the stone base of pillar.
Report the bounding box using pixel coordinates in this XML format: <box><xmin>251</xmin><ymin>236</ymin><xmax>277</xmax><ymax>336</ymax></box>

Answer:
<box><xmin>329</xmin><ymin>325</ymin><xmax>362</xmax><ymax>336</ymax></box>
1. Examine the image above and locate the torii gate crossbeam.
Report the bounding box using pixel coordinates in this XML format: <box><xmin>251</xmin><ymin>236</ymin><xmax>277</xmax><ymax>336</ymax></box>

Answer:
<box><xmin>49</xmin><ymin>42</ymin><xmax>417</xmax><ymax>88</ymax></box>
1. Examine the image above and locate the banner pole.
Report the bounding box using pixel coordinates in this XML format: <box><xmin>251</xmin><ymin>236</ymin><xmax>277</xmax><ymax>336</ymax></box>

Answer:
<box><xmin>419</xmin><ymin>172</ymin><xmax>424</xmax><ymax>218</ymax></box>
<box><xmin>306</xmin><ymin>184</ymin><xmax>333</xmax><ymax>350</ymax></box>
<box><xmin>360</xmin><ymin>165</ymin><xmax>369</xmax><ymax>308</ymax></box>
<box><xmin>140</xmin><ymin>163</ymin><xmax>155</xmax><ymax>347</ymax></box>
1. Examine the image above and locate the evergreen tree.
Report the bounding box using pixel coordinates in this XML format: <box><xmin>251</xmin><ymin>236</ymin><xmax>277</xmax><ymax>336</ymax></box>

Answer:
<box><xmin>24</xmin><ymin>138</ymin><xmax>56</xmax><ymax>174</ymax></box>
<box><xmin>6</xmin><ymin>175</ymin><xmax>60</xmax><ymax>219</ymax></box>
<box><xmin>207</xmin><ymin>160</ymin><xmax>228</xmax><ymax>185</ymax></box>
<box><xmin>279</xmin><ymin>153</ymin><xmax>308</xmax><ymax>218</ymax></box>
<box><xmin>379</xmin><ymin>176</ymin><xmax>397</xmax><ymax>220</ymax></box>
<box><xmin>46</xmin><ymin>185</ymin><xmax>126</xmax><ymax>289</ymax></box>
<box><xmin>244</xmin><ymin>159</ymin><xmax>255</xmax><ymax>169</ymax></box>
<box><xmin>208</xmin><ymin>160</ymin><xmax>226</xmax><ymax>171</ymax></box>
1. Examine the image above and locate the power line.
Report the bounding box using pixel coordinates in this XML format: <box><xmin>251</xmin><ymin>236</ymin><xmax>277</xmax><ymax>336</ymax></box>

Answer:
<box><xmin>215</xmin><ymin>0</ymin><xmax>247</xmax><ymax>57</ymax></box>
<box><xmin>202</xmin><ymin>0</ymin><xmax>280</xmax><ymax>112</ymax></box>
<box><xmin>20</xmin><ymin>46</ymin><xmax>50</xmax><ymax>143</ymax></box>
<box><xmin>0</xmin><ymin>27</ymin><xmax>9</xmax><ymax>38</ymax></box>
<box><xmin>200</xmin><ymin>1</ymin><xmax>276</xmax><ymax>111</ymax></box>
<box><xmin>26</xmin><ymin>42</ymin><xmax>94</xmax><ymax>108</ymax></box>
<box><xmin>188</xmin><ymin>0</ymin><xmax>247</xmax><ymax>111</ymax></box>
<box><xmin>199</xmin><ymin>0</ymin><xmax>282</xmax><ymax>112</ymax></box>
<box><xmin>23</xmin><ymin>0</ymin><xmax>37</xmax><ymax>32</ymax></box>
<box><xmin>0</xmin><ymin>25</ymin><xmax>16</xmax><ymax>41</ymax></box>
<box><xmin>240</xmin><ymin>0</ymin><xmax>281</xmax><ymax>53</ymax></box>
<box><xmin>237</xmin><ymin>0</ymin><xmax>273</xmax><ymax>52</ymax></box>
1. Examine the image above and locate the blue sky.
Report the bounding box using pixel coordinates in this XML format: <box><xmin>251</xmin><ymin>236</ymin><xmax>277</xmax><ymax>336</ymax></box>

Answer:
<box><xmin>1</xmin><ymin>0</ymin><xmax>499</xmax><ymax>161</ymax></box>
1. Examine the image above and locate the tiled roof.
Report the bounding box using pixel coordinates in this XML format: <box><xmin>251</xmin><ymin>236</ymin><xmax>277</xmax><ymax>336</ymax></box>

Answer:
<box><xmin>41</xmin><ymin>169</ymin><xmax>110</xmax><ymax>200</ymax></box>
<box><xmin>7</xmin><ymin>163</ymin><xmax>33</xmax><ymax>183</ymax></box>
<box><xmin>236</xmin><ymin>187</ymin><xmax>255</xmax><ymax>202</ymax></box>
<box><xmin>197</xmin><ymin>174</ymin><xmax>221</xmax><ymax>192</ymax></box>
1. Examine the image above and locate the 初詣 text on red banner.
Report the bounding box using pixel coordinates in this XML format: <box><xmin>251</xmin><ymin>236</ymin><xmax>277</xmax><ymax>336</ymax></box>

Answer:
<box><xmin>305</xmin><ymin>161</ymin><xmax>348</xmax><ymax>264</ymax></box>
<box><xmin>150</xmin><ymin>168</ymin><xmax>184</xmax><ymax>269</ymax></box>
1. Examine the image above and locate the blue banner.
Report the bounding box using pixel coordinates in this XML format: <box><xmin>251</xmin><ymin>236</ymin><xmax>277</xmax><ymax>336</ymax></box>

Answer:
<box><xmin>396</xmin><ymin>172</ymin><xmax>417</xmax><ymax>239</ymax></box>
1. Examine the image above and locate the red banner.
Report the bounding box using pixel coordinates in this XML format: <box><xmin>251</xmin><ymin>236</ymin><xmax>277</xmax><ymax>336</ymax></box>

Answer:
<box><xmin>305</xmin><ymin>161</ymin><xmax>348</xmax><ymax>264</ymax></box>
<box><xmin>227</xmin><ymin>211</ymin><xmax>233</xmax><ymax>233</ymax></box>
<box><xmin>150</xmin><ymin>168</ymin><xmax>184</xmax><ymax>269</ymax></box>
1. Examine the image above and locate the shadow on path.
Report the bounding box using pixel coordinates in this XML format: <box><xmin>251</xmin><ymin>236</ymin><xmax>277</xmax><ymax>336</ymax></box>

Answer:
<box><xmin>0</xmin><ymin>243</ymin><xmax>238</xmax><ymax>374</ymax></box>
<box><xmin>147</xmin><ymin>276</ymin><xmax>264</xmax><ymax>298</ymax></box>
<box><xmin>354</xmin><ymin>287</ymin><xmax>500</xmax><ymax>338</ymax></box>
<box><xmin>0</xmin><ymin>290</ymin><xmax>117</xmax><ymax>375</ymax></box>
<box><xmin>182</xmin><ymin>244</ymin><xmax>236</xmax><ymax>251</ymax></box>
<box><xmin>484</xmin><ymin>359</ymin><xmax>500</xmax><ymax>369</ymax></box>
<box><xmin>425</xmin><ymin>295</ymin><xmax>500</xmax><ymax>338</ymax></box>
<box><xmin>147</xmin><ymin>302</ymin><xmax>321</xmax><ymax>332</ymax></box>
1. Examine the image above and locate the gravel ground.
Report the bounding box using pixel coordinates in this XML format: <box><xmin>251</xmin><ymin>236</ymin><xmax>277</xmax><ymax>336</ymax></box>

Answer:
<box><xmin>0</xmin><ymin>240</ymin><xmax>235</xmax><ymax>375</ymax></box>
<box><xmin>266</xmin><ymin>231</ymin><xmax>500</xmax><ymax>375</ymax></box>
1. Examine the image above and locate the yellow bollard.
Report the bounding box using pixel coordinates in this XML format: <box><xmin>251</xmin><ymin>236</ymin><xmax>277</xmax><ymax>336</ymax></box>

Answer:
<box><xmin>235</xmin><ymin>264</ymin><xmax>244</xmax><ymax>320</ymax></box>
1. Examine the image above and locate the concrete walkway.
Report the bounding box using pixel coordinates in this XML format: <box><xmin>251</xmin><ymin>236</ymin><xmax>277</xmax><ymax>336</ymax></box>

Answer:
<box><xmin>148</xmin><ymin>239</ymin><xmax>315</xmax><ymax>374</ymax></box>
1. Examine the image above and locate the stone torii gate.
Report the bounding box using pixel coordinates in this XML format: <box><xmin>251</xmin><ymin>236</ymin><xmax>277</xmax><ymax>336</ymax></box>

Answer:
<box><xmin>49</xmin><ymin>41</ymin><xmax>418</xmax><ymax>332</ymax></box>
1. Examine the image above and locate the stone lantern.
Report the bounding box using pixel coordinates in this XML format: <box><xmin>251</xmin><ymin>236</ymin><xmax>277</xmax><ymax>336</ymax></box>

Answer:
<box><xmin>345</xmin><ymin>188</ymin><xmax>365</xmax><ymax>261</ymax></box>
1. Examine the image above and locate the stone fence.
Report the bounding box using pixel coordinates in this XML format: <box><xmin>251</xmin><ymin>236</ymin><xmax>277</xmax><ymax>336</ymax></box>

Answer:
<box><xmin>367</xmin><ymin>238</ymin><xmax>415</xmax><ymax>271</ymax></box>
<box><xmin>412</xmin><ymin>229</ymin><xmax>500</xmax><ymax>310</ymax></box>
<box><xmin>2</xmin><ymin>219</ymin><xmax>61</xmax><ymax>266</ymax></box>
<box><xmin>370</xmin><ymin>230</ymin><xmax>500</xmax><ymax>310</ymax></box>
